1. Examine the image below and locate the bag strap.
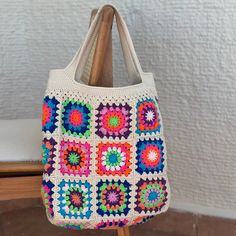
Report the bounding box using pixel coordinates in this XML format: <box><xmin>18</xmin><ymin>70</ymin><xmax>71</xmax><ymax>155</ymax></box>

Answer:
<box><xmin>64</xmin><ymin>4</ymin><xmax>144</xmax><ymax>84</ymax></box>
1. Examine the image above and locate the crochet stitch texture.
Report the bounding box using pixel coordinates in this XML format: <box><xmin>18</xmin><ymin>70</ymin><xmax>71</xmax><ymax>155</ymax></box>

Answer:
<box><xmin>41</xmin><ymin>83</ymin><xmax>170</xmax><ymax>230</ymax></box>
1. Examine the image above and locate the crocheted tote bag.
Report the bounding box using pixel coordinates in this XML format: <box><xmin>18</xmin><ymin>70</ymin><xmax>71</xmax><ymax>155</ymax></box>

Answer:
<box><xmin>41</xmin><ymin>4</ymin><xmax>170</xmax><ymax>230</ymax></box>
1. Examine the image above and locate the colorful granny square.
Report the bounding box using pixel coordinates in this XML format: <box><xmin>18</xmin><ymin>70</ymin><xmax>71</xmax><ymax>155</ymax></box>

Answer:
<box><xmin>96</xmin><ymin>142</ymin><xmax>132</xmax><ymax>176</ymax></box>
<box><xmin>96</xmin><ymin>219</ymin><xmax>128</xmax><ymax>229</ymax></box>
<box><xmin>136</xmin><ymin>138</ymin><xmax>164</xmax><ymax>174</ymax></box>
<box><xmin>42</xmin><ymin>137</ymin><xmax>57</xmax><ymax>176</ymax></box>
<box><xmin>96</xmin><ymin>179</ymin><xmax>131</xmax><ymax>217</ymax></box>
<box><xmin>136</xmin><ymin>98</ymin><xmax>161</xmax><ymax>135</ymax></box>
<box><xmin>42</xmin><ymin>96</ymin><xmax>59</xmax><ymax>133</ymax></box>
<box><xmin>58</xmin><ymin>180</ymin><xmax>93</xmax><ymax>219</ymax></box>
<box><xmin>59</xmin><ymin>140</ymin><xmax>92</xmax><ymax>177</ymax></box>
<box><xmin>61</xmin><ymin>99</ymin><xmax>92</xmax><ymax>138</ymax></box>
<box><xmin>41</xmin><ymin>180</ymin><xmax>55</xmax><ymax>218</ymax></box>
<box><xmin>95</xmin><ymin>103</ymin><xmax>132</xmax><ymax>139</ymax></box>
<box><xmin>134</xmin><ymin>177</ymin><xmax>168</xmax><ymax>213</ymax></box>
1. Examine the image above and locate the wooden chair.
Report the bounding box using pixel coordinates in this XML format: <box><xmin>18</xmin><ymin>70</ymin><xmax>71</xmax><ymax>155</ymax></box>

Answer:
<box><xmin>0</xmin><ymin>6</ymin><xmax>130</xmax><ymax>236</ymax></box>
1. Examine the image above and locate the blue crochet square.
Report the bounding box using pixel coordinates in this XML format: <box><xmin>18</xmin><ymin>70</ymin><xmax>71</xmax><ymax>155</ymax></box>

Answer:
<box><xmin>58</xmin><ymin>179</ymin><xmax>93</xmax><ymax>219</ymax></box>
<box><xmin>61</xmin><ymin>99</ymin><xmax>92</xmax><ymax>138</ymax></box>
<box><xmin>136</xmin><ymin>138</ymin><xmax>165</xmax><ymax>174</ymax></box>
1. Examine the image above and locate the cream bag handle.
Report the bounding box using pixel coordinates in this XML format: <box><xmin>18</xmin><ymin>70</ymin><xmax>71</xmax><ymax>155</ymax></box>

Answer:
<box><xmin>64</xmin><ymin>4</ymin><xmax>144</xmax><ymax>85</ymax></box>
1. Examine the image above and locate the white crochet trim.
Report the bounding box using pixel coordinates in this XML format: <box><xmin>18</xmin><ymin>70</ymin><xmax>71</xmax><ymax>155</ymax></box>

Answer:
<box><xmin>47</xmin><ymin>69</ymin><xmax>156</xmax><ymax>97</ymax></box>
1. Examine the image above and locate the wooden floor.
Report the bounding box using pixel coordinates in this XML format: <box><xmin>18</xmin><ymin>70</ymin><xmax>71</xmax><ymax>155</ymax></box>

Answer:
<box><xmin>0</xmin><ymin>198</ymin><xmax>235</xmax><ymax>236</ymax></box>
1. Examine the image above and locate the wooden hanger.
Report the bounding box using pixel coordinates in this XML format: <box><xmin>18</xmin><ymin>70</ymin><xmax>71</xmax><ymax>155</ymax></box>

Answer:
<box><xmin>88</xmin><ymin>6</ymin><xmax>130</xmax><ymax>236</ymax></box>
<box><xmin>88</xmin><ymin>6</ymin><xmax>114</xmax><ymax>87</ymax></box>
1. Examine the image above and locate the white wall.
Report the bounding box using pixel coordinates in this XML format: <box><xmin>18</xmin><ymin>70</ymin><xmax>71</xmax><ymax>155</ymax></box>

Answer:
<box><xmin>0</xmin><ymin>0</ymin><xmax>236</xmax><ymax>218</ymax></box>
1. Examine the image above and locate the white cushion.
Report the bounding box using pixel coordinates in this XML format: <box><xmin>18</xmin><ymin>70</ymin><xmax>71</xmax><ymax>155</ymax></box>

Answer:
<box><xmin>0</xmin><ymin>119</ymin><xmax>42</xmax><ymax>162</ymax></box>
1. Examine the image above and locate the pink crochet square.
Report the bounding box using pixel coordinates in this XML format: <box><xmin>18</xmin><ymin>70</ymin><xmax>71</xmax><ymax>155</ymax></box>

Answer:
<box><xmin>59</xmin><ymin>140</ymin><xmax>92</xmax><ymax>177</ymax></box>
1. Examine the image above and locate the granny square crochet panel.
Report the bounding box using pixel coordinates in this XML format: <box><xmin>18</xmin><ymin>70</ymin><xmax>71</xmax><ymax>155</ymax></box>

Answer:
<box><xmin>41</xmin><ymin>86</ymin><xmax>170</xmax><ymax>230</ymax></box>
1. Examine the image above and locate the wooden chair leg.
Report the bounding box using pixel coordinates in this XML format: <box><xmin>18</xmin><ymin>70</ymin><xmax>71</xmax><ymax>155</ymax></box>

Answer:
<box><xmin>117</xmin><ymin>226</ymin><xmax>130</xmax><ymax>236</ymax></box>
